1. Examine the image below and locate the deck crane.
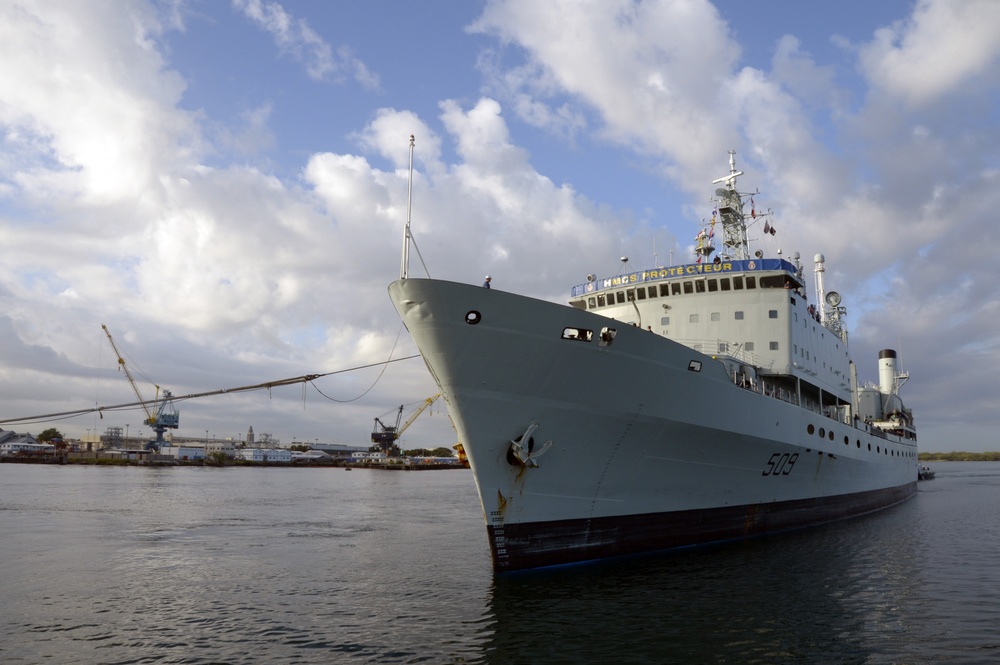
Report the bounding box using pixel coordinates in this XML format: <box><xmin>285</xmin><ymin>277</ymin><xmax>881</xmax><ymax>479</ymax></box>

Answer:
<box><xmin>370</xmin><ymin>394</ymin><xmax>441</xmax><ymax>456</ymax></box>
<box><xmin>102</xmin><ymin>324</ymin><xmax>179</xmax><ymax>451</ymax></box>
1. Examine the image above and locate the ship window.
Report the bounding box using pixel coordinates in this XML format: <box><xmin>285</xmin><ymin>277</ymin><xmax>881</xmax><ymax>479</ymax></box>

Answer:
<box><xmin>769</xmin><ymin>310</ymin><xmax>778</xmax><ymax>318</ymax></box>
<box><xmin>689</xmin><ymin>314</ymin><xmax>699</xmax><ymax>323</ymax></box>
<box><xmin>695</xmin><ymin>280</ymin><xmax>706</xmax><ymax>293</ymax></box>
<box><xmin>599</xmin><ymin>327</ymin><xmax>617</xmax><ymax>347</ymax></box>
<box><xmin>588</xmin><ymin>297</ymin><xmax>596</xmax><ymax>309</ymax></box>
<box><xmin>561</xmin><ymin>327</ymin><xmax>594</xmax><ymax>342</ymax></box>
<box><xmin>794</xmin><ymin>313</ymin><xmax>798</xmax><ymax>322</ymax></box>
<box><xmin>745</xmin><ymin>342</ymin><xmax>754</xmax><ymax>351</ymax></box>
<box><xmin>597</xmin><ymin>294</ymin><xmax>606</xmax><ymax>306</ymax></box>
<box><xmin>818</xmin><ymin>427</ymin><xmax>825</xmax><ymax>438</ymax></box>
<box><xmin>711</xmin><ymin>312</ymin><xmax>720</xmax><ymax>321</ymax></box>
<box><xmin>708</xmin><ymin>279</ymin><xmax>718</xmax><ymax>292</ymax></box>
<box><xmin>770</xmin><ymin>341</ymin><xmax>779</xmax><ymax>350</ymax></box>
<box><xmin>636</xmin><ymin>288</ymin><xmax>646</xmax><ymax>300</ymax></box>
<box><xmin>661</xmin><ymin>316</ymin><xmax>670</xmax><ymax>325</ymax></box>
<box><xmin>683</xmin><ymin>281</ymin><xmax>694</xmax><ymax>294</ymax></box>
<box><xmin>735</xmin><ymin>311</ymin><xmax>744</xmax><ymax>320</ymax></box>
<box><xmin>718</xmin><ymin>341</ymin><xmax>729</xmax><ymax>353</ymax></box>
<box><xmin>616</xmin><ymin>292</ymin><xmax>626</xmax><ymax>304</ymax></box>
<box><xmin>829</xmin><ymin>431</ymin><xmax>835</xmax><ymax>441</ymax></box>
<box><xmin>671</xmin><ymin>282</ymin><xmax>681</xmax><ymax>295</ymax></box>
<box><xmin>720</xmin><ymin>278</ymin><xmax>731</xmax><ymax>291</ymax></box>
<box><xmin>807</xmin><ymin>424</ymin><xmax>815</xmax><ymax>435</ymax></box>
<box><xmin>734</xmin><ymin>276</ymin><xmax>744</xmax><ymax>289</ymax></box>
<box><xmin>746</xmin><ymin>277</ymin><xmax>756</xmax><ymax>289</ymax></box>
<box><xmin>660</xmin><ymin>284</ymin><xmax>671</xmax><ymax>297</ymax></box>
<box><xmin>627</xmin><ymin>289</ymin><xmax>636</xmax><ymax>302</ymax></box>
<box><xmin>648</xmin><ymin>286</ymin><xmax>657</xmax><ymax>298</ymax></box>
<box><xmin>688</xmin><ymin>360</ymin><xmax>702</xmax><ymax>372</ymax></box>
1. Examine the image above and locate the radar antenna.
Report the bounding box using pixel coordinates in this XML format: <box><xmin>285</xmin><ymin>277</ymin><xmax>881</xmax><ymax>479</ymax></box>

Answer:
<box><xmin>704</xmin><ymin>151</ymin><xmax>751</xmax><ymax>261</ymax></box>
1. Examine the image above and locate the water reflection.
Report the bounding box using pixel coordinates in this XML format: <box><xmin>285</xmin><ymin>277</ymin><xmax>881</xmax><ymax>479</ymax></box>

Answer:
<box><xmin>479</xmin><ymin>507</ymin><xmax>923</xmax><ymax>665</ymax></box>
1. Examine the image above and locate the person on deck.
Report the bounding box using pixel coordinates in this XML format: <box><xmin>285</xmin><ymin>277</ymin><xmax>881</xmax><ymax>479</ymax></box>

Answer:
<box><xmin>483</xmin><ymin>275</ymin><xmax>492</xmax><ymax>289</ymax></box>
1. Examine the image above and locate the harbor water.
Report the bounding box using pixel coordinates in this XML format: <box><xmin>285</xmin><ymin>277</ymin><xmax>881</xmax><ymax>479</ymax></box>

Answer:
<box><xmin>1</xmin><ymin>462</ymin><xmax>999</xmax><ymax>664</ymax></box>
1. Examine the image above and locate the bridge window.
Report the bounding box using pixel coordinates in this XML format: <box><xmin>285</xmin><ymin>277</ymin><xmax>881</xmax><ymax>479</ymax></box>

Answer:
<box><xmin>616</xmin><ymin>292</ymin><xmax>626</xmax><ymax>304</ymax></box>
<box><xmin>720</xmin><ymin>278</ymin><xmax>731</xmax><ymax>291</ymax></box>
<box><xmin>683</xmin><ymin>281</ymin><xmax>694</xmax><ymax>294</ymax></box>
<box><xmin>746</xmin><ymin>277</ymin><xmax>756</xmax><ymax>289</ymax></box>
<box><xmin>708</xmin><ymin>279</ymin><xmax>718</xmax><ymax>292</ymax></box>
<box><xmin>671</xmin><ymin>282</ymin><xmax>682</xmax><ymax>295</ymax></box>
<box><xmin>648</xmin><ymin>286</ymin><xmax>657</xmax><ymax>298</ymax></box>
<box><xmin>587</xmin><ymin>297</ymin><xmax>596</xmax><ymax>309</ymax></box>
<box><xmin>597</xmin><ymin>294</ymin><xmax>606</xmax><ymax>306</ymax></box>
<box><xmin>660</xmin><ymin>284</ymin><xmax>671</xmax><ymax>297</ymax></box>
<box><xmin>695</xmin><ymin>280</ymin><xmax>706</xmax><ymax>293</ymax></box>
<box><xmin>734</xmin><ymin>276</ymin><xmax>744</xmax><ymax>289</ymax></box>
<box><xmin>636</xmin><ymin>288</ymin><xmax>646</xmax><ymax>300</ymax></box>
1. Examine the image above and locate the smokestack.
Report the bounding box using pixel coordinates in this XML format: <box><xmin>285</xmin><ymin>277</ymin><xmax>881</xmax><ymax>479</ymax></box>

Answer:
<box><xmin>878</xmin><ymin>349</ymin><xmax>898</xmax><ymax>394</ymax></box>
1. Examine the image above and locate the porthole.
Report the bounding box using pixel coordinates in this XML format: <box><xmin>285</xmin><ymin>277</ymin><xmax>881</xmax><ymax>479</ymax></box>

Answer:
<box><xmin>856</xmin><ymin>440</ymin><xmax>861</xmax><ymax>448</ymax></box>
<box><xmin>844</xmin><ymin>436</ymin><xmax>849</xmax><ymax>445</ymax></box>
<box><xmin>818</xmin><ymin>427</ymin><xmax>825</xmax><ymax>438</ymax></box>
<box><xmin>829</xmin><ymin>431</ymin><xmax>835</xmax><ymax>441</ymax></box>
<box><xmin>807</xmin><ymin>424</ymin><xmax>815</xmax><ymax>435</ymax></box>
<box><xmin>465</xmin><ymin>310</ymin><xmax>482</xmax><ymax>325</ymax></box>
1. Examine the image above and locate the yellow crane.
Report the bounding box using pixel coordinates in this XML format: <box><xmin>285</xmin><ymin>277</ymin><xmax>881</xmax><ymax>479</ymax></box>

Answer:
<box><xmin>371</xmin><ymin>394</ymin><xmax>441</xmax><ymax>455</ymax></box>
<box><xmin>102</xmin><ymin>324</ymin><xmax>179</xmax><ymax>451</ymax></box>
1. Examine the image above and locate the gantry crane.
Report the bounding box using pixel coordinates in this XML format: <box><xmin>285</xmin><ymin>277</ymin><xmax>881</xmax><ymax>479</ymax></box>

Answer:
<box><xmin>371</xmin><ymin>394</ymin><xmax>441</xmax><ymax>456</ymax></box>
<box><xmin>102</xmin><ymin>324</ymin><xmax>179</xmax><ymax>451</ymax></box>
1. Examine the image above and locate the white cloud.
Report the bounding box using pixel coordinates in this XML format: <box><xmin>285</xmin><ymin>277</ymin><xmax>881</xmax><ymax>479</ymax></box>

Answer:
<box><xmin>233</xmin><ymin>0</ymin><xmax>380</xmax><ymax>89</ymax></box>
<box><xmin>858</xmin><ymin>0</ymin><xmax>1000</xmax><ymax>106</ymax></box>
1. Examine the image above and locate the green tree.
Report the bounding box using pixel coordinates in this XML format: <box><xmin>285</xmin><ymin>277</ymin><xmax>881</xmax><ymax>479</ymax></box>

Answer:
<box><xmin>37</xmin><ymin>428</ymin><xmax>63</xmax><ymax>443</ymax></box>
<box><xmin>431</xmin><ymin>447</ymin><xmax>454</xmax><ymax>458</ymax></box>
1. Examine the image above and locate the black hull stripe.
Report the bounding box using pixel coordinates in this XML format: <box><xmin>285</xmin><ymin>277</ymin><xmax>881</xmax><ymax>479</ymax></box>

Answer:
<box><xmin>488</xmin><ymin>482</ymin><xmax>916</xmax><ymax>572</ymax></box>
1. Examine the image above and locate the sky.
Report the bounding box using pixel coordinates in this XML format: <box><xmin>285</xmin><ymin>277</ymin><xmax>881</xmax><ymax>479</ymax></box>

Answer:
<box><xmin>1</xmin><ymin>0</ymin><xmax>999</xmax><ymax>453</ymax></box>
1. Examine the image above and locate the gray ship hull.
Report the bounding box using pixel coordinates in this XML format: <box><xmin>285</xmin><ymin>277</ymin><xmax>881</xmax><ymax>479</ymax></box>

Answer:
<box><xmin>389</xmin><ymin>278</ymin><xmax>917</xmax><ymax>572</ymax></box>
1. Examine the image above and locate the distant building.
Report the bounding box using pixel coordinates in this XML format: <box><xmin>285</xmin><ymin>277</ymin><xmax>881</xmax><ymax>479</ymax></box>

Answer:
<box><xmin>159</xmin><ymin>445</ymin><xmax>206</xmax><ymax>461</ymax></box>
<box><xmin>350</xmin><ymin>451</ymin><xmax>387</xmax><ymax>461</ymax></box>
<box><xmin>0</xmin><ymin>430</ymin><xmax>46</xmax><ymax>456</ymax></box>
<box><xmin>246</xmin><ymin>426</ymin><xmax>254</xmax><ymax>447</ymax></box>
<box><xmin>234</xmin><ymin>448</ymin><xmax>291</xmax><ymax>463</ymax></box>
<box><xmin>290</xmin><ymin>450</ymin><xmax>332</xmax><ymax>462</ymax></box>
<box><xmin>311</xmin><ymin>443</ymin><xmax>368</xmax><ymax>458</ymax></box>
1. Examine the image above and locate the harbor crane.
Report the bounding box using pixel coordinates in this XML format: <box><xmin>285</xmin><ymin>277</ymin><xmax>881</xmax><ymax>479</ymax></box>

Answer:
<box><xmin>102</xmin><ymin>324</ymin><xmax>179</xmax><ymax>451</ymax></box>
<box><xmin>371</xmin><ymin>394</ymin><xmax>441</xmax><ymax>456</ymax></box>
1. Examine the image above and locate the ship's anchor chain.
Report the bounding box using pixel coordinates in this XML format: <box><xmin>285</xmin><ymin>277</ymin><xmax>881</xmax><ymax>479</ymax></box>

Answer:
<box><xmin>506</xmin><ymin>422</ymin><xmax>553</xmax><ymax>468</ymax></box>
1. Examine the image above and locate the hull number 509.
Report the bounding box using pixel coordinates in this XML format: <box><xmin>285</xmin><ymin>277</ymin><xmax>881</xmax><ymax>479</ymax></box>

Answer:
<box><xmin>762</xmin><ymin>452</ymin><xmax>799</xmax><ymax>476</ymax></box>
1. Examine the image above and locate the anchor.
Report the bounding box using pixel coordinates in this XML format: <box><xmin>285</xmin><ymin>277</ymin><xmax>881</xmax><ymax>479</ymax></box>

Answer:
<box><xmin>507</xmin><ymin>422</ymin><xmax>553</xmax><ymax>468</ymax></box>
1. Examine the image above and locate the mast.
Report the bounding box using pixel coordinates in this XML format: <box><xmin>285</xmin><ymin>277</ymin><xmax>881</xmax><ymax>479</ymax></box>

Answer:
<box><xmin>400</xmin><ymin>135</ymin><xmax>414</xmax><ymax>279</ymax></box>
<box><xmin>399</xmin><ymin>134</ymin><xmax>429</xmax><ymax>279</ymax></box>
<box><xmin>711</xmin><ymin>150</ymin><xmax>750</xmax><ymax>261</ymax></box>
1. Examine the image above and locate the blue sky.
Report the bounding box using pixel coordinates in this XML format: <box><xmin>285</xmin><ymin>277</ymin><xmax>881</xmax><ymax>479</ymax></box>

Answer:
<box><xmin>2</xmin><ymin>0</ymin><xmax>1000</xmax><ymax>452</ymax></box>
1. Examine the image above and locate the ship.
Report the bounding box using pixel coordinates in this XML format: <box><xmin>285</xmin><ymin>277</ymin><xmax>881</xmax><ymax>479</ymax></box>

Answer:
<box><xmin>389</xmin><ymin>150</ymin><xmax>918</xmax><ymax>573</ymax></box>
